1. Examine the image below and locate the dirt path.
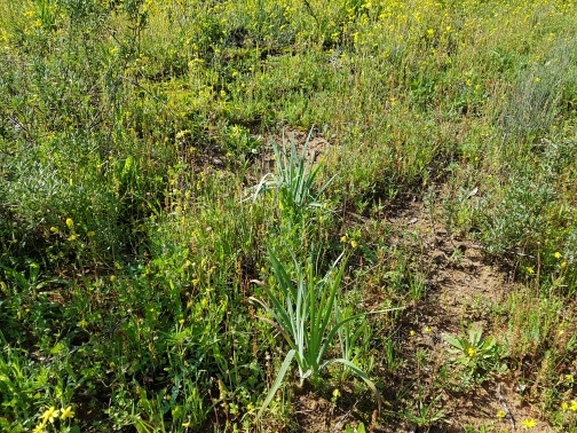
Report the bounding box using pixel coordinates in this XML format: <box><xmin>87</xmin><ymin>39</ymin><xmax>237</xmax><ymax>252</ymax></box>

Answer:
<box><xmin>293</xmin><ymin>199</ymin><xmax>556</xmax><ymax>432</ymax></box>
<box><xmin>382</xmin><ymin>200</ymin><xmax>555</xmax><ymax>433</ymax></box>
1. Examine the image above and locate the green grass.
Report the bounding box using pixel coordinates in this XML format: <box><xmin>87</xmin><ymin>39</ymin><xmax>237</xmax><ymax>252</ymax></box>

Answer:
<box><xmin>254</xmin><ymin>249</ymin><xmax>381</xmax><ymax>418</ymax></box>
<box><xmin>1</xmin><ymin>0</ymin><xmax>577</xmax><ymax>431</ymax></box>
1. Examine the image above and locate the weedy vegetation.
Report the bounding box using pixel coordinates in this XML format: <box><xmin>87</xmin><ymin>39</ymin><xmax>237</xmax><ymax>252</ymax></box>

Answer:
<box><xmin>1</xmin><ymin>0</ymin><xmax>577</xmax><ymax>432</ymax></box>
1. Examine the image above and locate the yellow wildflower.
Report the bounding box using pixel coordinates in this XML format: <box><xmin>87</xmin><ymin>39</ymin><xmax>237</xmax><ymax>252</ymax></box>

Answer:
<box><xmin>527</xmin><ymin>267</ymin><xmax>535</xmax><ymax>275</ymax></box>
<box><xmin>32</xmin><ymin>425</ymin><xmax>45</xmax><ymax>433</ymax></box>
<box><xmin>520</xmin><ymin>418</ymin><xmax>536</xmax><ymax>428</ymax></box>
<box><xmin>60</xmin><ymin>405</ymin><xmax>75</xmax><ymax>420</ymax></box>
<box><xmin>570</xmin><ymin>399</ymin><xmax>577</xmax><ymax>411</ymax></box>
<box><xmin>467</xmin><ymin>347</ymin><xmax>476</xmax><ymax>357</ymax></box>
<box><xmin>554</xmin><ymin>251</ymin><xmax>562</xmax><ymax>259</ymax></box>
<box><xmin>40</xmin><ymin>406</ymin><xmax>59</xmax><ymax>424</ymax></box>
<box><xmin>561</xmin><ymin>401</ymin><xmax>569</xmax><ymax>411</ymax></box>
<box><xmin>496</xmin><ymin>409</ymin><xmax>506</xmax><ymax>419</ymax></box>
<box><xmin>65</xmin><ymin>218</ymin><xmax>74</xmax><ymax>229</ymax></box>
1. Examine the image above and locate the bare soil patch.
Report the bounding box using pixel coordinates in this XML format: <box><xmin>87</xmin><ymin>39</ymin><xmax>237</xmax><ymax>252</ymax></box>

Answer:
<box><xmin>292</xmin><ymin>198</ymin><xmax>555</xmax><ymax>432</ymax></box>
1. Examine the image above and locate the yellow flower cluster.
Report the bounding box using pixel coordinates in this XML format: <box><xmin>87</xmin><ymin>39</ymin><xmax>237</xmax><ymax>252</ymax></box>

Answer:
<box><xmin>561</xmin><ymin>399</ymin><xmax>577</xmax><ymax>412</ymax></box>
<box><xmin>34</xmin><ymin>406</ymin><xmax>75</xmax><ymax>432</ymax></box>
<box><xmin>340</xmin><ymin>234</ymin><xmax>359</xmax><ymax>249</ymax></box>
<box><xmin>520</xmin><ymin>418</ymin><xmax>537</xmax><ymax>428</ymax></box>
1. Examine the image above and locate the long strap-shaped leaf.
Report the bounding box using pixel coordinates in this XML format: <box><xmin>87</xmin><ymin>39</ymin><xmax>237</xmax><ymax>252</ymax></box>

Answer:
<box><xmin>312</xmin><ymin>253</ymin><xmax>345</xmax><ymax>365</ymax></box>
<box><xmin>258</xmin><ymin>349</ymin><xmax>296</xmax><ymax>418</ymax></box>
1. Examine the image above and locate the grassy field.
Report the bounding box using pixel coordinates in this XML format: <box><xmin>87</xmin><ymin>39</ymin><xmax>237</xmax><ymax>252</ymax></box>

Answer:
<box><xmin>1</xmin><ymin>0</ymin><xmax>577</xmax><ymax>431</ymax></box>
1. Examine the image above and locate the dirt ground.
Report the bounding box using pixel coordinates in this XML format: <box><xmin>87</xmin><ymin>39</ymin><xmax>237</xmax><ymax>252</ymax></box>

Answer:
<box><xmin>291</xmin><ymin>199</ymin><xmax>555</xmax><ymax>433</ymax></box>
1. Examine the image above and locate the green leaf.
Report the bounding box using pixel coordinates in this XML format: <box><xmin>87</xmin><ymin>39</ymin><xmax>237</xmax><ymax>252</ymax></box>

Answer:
<box><xmin>469</xmin><ymin>327</ymin><xmax>482</xmax><ymax>346</ymax></box>
<box><xmin>319</xmin><ymin>358</ymin><xmax>381</xmax><ymax>411</ymax></box>
<box><xmin>258</xmin><ymin>349</ymin><xmax>296</xmax><ymax>418</ymax></box>
<box><xmin>443</xmin><ymin>334</ymin><xmax>465</xmax><ymax>351</ymax></box>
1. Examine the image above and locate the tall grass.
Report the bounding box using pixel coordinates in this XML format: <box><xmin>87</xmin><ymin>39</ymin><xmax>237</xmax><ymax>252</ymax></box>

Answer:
<box><xmin>1</xmin><ymin>0</ymin><xmax>577</xmax><ymax>431</ymax></box>
<box><xmin>253</xmin><ymin>250</ymin><xmax>381</xmax><ymax>416</ymax></box>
